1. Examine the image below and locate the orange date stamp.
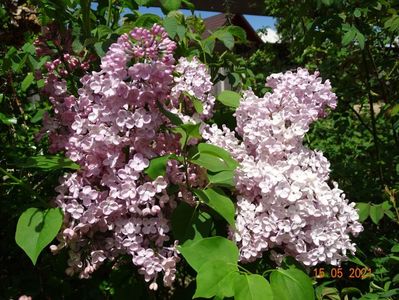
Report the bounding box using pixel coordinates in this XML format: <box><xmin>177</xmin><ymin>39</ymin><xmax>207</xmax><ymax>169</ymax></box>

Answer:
<box><xmin>312</xmin><ymin>267</ymin><xmax>372</xmax><ymax>279</ymax></box>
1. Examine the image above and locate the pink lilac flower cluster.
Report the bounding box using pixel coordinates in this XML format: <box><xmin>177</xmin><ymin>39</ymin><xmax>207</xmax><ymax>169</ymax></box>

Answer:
<box><xmin>35</xmin><ymin>24</ymin><xmax>93</xmax><ymax>152</ymax></box>
<box><xmin>170</xmin><ymin>57</ymin><xmax>215</xmax><ymax>123</ymax></box>
<box><xmin>204</xmin><ymin>68</ymin><xmax>363</xmax><ymax>266</ymax></box>
<box><xmin>40</xmin><ymin>25</ymin><xmax>214</xmax><ymax>289</ymax></box>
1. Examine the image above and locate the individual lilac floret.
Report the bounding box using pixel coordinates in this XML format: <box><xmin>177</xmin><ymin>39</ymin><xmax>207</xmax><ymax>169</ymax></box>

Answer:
<box><xmin>204</xmin><ymin>68</ymin><xmax>363</xmax><ymax>266</ymax></box>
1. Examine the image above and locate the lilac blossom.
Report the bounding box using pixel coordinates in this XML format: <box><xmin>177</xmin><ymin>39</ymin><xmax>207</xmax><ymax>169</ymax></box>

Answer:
<box><xmin>40</xmin><ymin>25</ymin><xmax>212</xmax><ymax>289</ymax></box>
<box><xmin>204</xmin><ymin>68</ymin><xmax>363</xmax><ymax>266</ymax></box>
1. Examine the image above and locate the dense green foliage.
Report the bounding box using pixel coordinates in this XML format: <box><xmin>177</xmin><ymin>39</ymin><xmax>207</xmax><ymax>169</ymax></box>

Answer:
<box><xmin>1</xmin><ymin>0</ymin><xmax>398</xmax><ymax>299</ymax></box>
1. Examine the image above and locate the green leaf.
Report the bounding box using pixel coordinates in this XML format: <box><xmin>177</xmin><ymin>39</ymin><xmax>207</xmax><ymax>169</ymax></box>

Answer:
<box><xmin>17</xmin><ymin>155</ymin><xmax>80</xmax><ymax>171</ymax></box>
<box><xmin>93</xmin><ymin>25</ymin><xmax>113</xmax><ymax>38</ymax></box>
<box><xmin>160</xmin><ymin>0</ymin><xmax>181</xmax><ymax>12</ymax></box>
<box><xmin>234</xmin><ymin>274</ymin><xmax>274</xmax><ymax>300</ymax></box>
<box><xmin>341</xmin><ymin>287</ymin><xmax>362</xmax><ymax>297</ymax></box>
<box><xmin>203</xmin><ymin>38</ymin><xmax>215</xmax><ymax>55</ymax></box>
<box><xmin>316</xmin><ymin>287</ymin><xmax>340</xmax><ymax>300</ymax></box>
<box><xmin>191</xmin><ymin>97</ymin><xmax>204</xmax><ymax>114</ymax></box>
<box><xmin>391</xmin><ymin>244</ymin><xmax>399</xmax><ymax>253</ymax></box>
<box><xmin>22</xmin><ymin>43</ymin><xmax>36</xmax><ymax>55</ymax></box>
<box><xmin>163</xmin><ymin>16</ymin><xmax>179</xmax><ymax>38</ymax></box>
<box><xmin>194</xmin><ymin>260</ymin><xmax>239</xmax><ymax>299</ymax></box>
<box><xmin>182</xmin><ymin>0</ymin><xmax>195</xmax><ymax>11</ymax></box>
<box><xmin>217</xmin><ymin>90</ymin><xmax>241</xmax><ymax>108</ymax></box>
<box><xmin>171</xmin><ymin>202</ymin><xmax>213</xmax><ymax>245</ymax></box>
<box><xmin>321</xmin><ymin>0</ymin><xmax>334</xmax><ymax>5</ymax></box>
<box><xmin>385</xmin><ymin>209</ymin><xmax>396</xmax><ymax>220</ymax></box>
<box><xmin>227</xmin><ymin>26</ymin><xmax>247</xmax><ymax>42</ymax></box>
<box><xmin>0</xmin><ymin>112</ymin><xmax>17</xmax><ymax>125</ymax></box>
<box><xmin>173</xmin><ymin>123</ymin><xmax>202</xmax><ymax>147</ymax></box>
<box><xmin>134</xmin><ymin>0</ymin><xmax>154</xmax><ymax>6</ymax></box>
<box><xmin>390</xmin><ymin>104</ymin><xmax>399</xmax><ymax>117</ymax></box>
<box><xmin>207</xmin><ymin>170</ymin><xmax>235</xmax><ymax>187</ymax></box>
<box><xmin>356</xmin><ymin>202</ymin><xmax>370</xmax><ymax>222</ymax></box>
<box><xmin>356</xmin><ymin>32</ymin><xmax>365</xmax><ymax>49</ymax></box>
<box><xmin>213</xmin><ymin>29</ymin><xmax>235</xmax><ymax>50</ymax></box>
<box><xmin>194</xmin><ymin>188</ymin><xmax>236</xmax><ymax>227</ymax></box>
<box><xmin>72</xmin><ymin>38</ymin><xmax>84</xmax><ymax>53</ymax></box>
<box><xmin>37</xmin><ymin>79</ymin><xmax>45</xmax><ymax>89</ymax></box>
<box><xmin>369</xmin><ymin>204</ymin><xmax>384</xmax><ymax>224</ymax></box>
<box><xmin>342</xmin><ymin>27</ymin><xmax>356</xmax><ymax>46</ymax></box>
<box><xmin>197</xmin><ymin>143</ymin><xmax>238</xmax><ymax>169</ymax></box>
<box><xmin>385</xmin><ymin>15</ymin><xmax>399</xmax><ymax>32</ymax></box>
<box><xmin>15</xmin><ymin>207</ymin><xmax>63</xmax><ymax>265</ymax></box>
<box><xmin>21</xmin><ymin>72</ymin><xmax>34</xmax><ymax>92</ymax></box>
<box><xmin>134</xmin><ymin>13</ymin><xmax>161</xmax><ymax>28</ymax></box>
<box><xmin>31</xmin><ymin>109</ymin><xmax>47</xmax><ymax>123</ymax></box>
<box><xmin>145</xmin><ymin>154</ymin><xmax>173</xmax><ymax>180</ymax></box>
<box><xmin>354</xmin><ymin>8</ymin><xmax>361</xmax><ymax>18</ymax></box>
<box><xmin>94</xmin><ymin>41</ymin><xmax>106</xmax><ymax>57</ymax></box>
<box><xmin>270</xmin><ymin>268</ymin><xmax>315</xmax><ymax>300</ymax></box>
<box><xmin>190</xmin><ymin>153</ymin><xmax>230</xmax><ymax>172</ymax></box>
<box><xmin>156</xmin><ymin>101</ymin><xmax>183</xmax><ymax>126</ymax></box>
<box><xmin>348</xmin><ymin>255</ymin><xmax>368</xmax><ymax>268</ymax></box>
<box><xmin>179</xmin><ymin>236</ymin><xmax>239</xmax><ymax>272</ymax></box>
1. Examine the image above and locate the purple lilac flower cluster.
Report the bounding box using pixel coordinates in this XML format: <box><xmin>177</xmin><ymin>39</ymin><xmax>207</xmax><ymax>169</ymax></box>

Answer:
<box><xmin>39</xmin><ymin>25</ymin><xmax>214</xmax><ymax>289</ymax></box>
<box><xmin>204</xmin><ymin>68</ymin><xmax>363</xmax><ymax>266</ymax></box>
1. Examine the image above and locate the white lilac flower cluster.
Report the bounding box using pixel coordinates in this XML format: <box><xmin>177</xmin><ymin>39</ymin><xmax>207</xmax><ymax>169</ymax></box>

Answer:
<box><xmin>204</xmin><ymin>68</ymin><xmax>363</xmax><ymax>266</ymax></box>
<box><xmin>39</xmin><ymin>25</ymin><xmax>214</xmax><ymax>289</ymax></box>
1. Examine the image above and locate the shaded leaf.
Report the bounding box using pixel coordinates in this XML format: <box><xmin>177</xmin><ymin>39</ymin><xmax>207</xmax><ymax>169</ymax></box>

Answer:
<box><xmin>213</xmin><ymin>29</ymin><xmax>235</xmax><ymax>50</ymax></box>
<box><xmin>194</xmin><ymin>188</ymin><xmax>236</xmax><ymax>227</ymax></box>
<box><xmin>15</xmin><ymin>208</ymin><xmax>63</xmax><ymax>265</ymax></box>
<box><xmin>145</xmin><ymin>154</ymin><xmax>179</xmax><ymax>180</ymax></box>
<box><xmin>17</xmin><ymin>155</ymin><xmax>80</xmax><ymax>171</ymax></box>
<box><xmin>369</xmin><ymin>204</ymin><xmax>384</xmax><ymax>224</ymax></box>
<box><xmin>171</xmin><ymin>202</ymin><xmax>213</xmax><ymax>245</ymax></box>
<box><xmin>134</xmin><ymin>13</ymin><xmax>161</xmax><ymax>28</ymax></box>
<box><xmin>227</xmin><ymin>25</ymin><xmax>247</xmax><ymax>42</ymax></box>
<box><xmin>156</xmin><ymin>101</ymin><xmax>183</xmax><ymax>126</ymax></box>
<box><xmin>356</xmin><ymin>202</ymin><xmax>370</xmax><ymax>222</ymax></box>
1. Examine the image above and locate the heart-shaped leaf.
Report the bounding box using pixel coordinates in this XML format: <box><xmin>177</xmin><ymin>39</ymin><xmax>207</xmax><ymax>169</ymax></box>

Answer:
<box><xmin>234</xmin><ymin>274</ymin><xmax>274</xmax><ymax>300</ymax></box>
<box><xmin>270</xmin><ymin>268</ymin><xmax>314</xmax><ymax>300</ymax></box>
<box><xmin>179</xmin><ymin>236</ymin><xmax>239</xmax><ymax>272</ymax></box>
<box><xmin>15</xmin><ymin>207</ymin><xmax>63</xmax><ymax>265</ymax></box>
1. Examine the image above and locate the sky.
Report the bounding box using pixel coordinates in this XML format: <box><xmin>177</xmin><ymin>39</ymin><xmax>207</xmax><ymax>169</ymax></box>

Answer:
<box><xmin>138</xmin><ymin>7</ymin><xmax>276</xmax><ymax>30</ymax></box>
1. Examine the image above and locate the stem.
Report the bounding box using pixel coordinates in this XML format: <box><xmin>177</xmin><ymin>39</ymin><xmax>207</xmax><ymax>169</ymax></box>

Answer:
<box><xmin>366</xmin><ymin>44</ymin><xmax>389</xmax><ymax>105</ymax></box>
<box><xmin>80</xmin><ymin>0</ymin><xmax>92</xmax><ymax>39</ymax></box>
<box><xmin>348</xmin><ymin>105</ymin><xmax>374</xmax><ymax>136</ymax></box>
<box><xmin>262</xmin><ymin>269</ymin><xmax>274</xmax><ymax>277</ymax></box>
<box><xmin>236</xmin><ymin>264</ymin><xmax>252</xmax><ymax>275</ymax></box>
<box><xmin>361</xmin><ymin>48</ymin><xmax>384</xmax><ymax>186</ymax></box>
<box><xmin>106</xmin><ymin>0</ymin><xmax>112</xmax><ymax>27</ymax></box>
